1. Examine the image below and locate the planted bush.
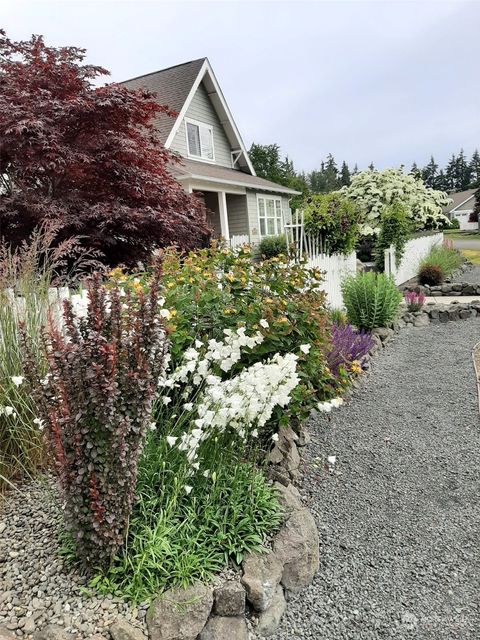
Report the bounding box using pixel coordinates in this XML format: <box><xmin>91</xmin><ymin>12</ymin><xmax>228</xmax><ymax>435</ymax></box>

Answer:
<box><xmin>449</xmin><ymin>218</ymin><xmax>460</xmax><ymax>229</ymax></box>
<box><xmin>418</xmin><ymin>263</ymin><xmax>443</xmax><ymax>286</ymax></box>
<box><xmin>341</xmin><ymin>272</ymin><xmax>402</xmax><ymax>330</ymax></box>
<box><xmin>303</xmin><ymin>192</ymin><xmax>361</xmax><ymax>255</ymax></box>
<box><xmin>258</xmin><ymin>234</ymin><xmax>288</xmax><ymax>258</ymax></box>
<box><xmin>375</xmin><ymin>202</ymin><xmax>412</xmax><ymax>270</ymax></box>
<box><xmin>419</xmin><ymin>242</ymin><xmax>463</xmax><ymax>281</ymax></box>
<box><xmin>23</xmin><ymin>273</ymin><xmax>167</xmax><ymax>570</ymax></box>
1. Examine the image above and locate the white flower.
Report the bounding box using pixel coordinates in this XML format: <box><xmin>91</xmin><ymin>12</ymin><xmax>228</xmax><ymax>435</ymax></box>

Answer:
<box><xmin>259</xmin><ymin>319</ymin><xmax>269</xmax><ymax>328</ymax></box>
<box><xmin>162</xmin><ymin>396</ymin><xmax>171</xmax><ymax>406</ymax></box>
<box><xmin>271</xmin><ymin>433</ymin><xmax>279</xmax><ymax>442</ymax></box>
<box><xmin>195</xmin><ymin>339</ymin><xmax>203</xmax><ymax>349</ymax></box>
<box><xmin>2</xmin><ymin>406</ymin><xmax>16</xmax><ymax>417</ymax></box>
<box><xmin>33</xmin><ymin>417</ymin><xmax>45</xmax><ymax>431</ymax></box>
<box><xmin>317</xmin><ymin>401</ymin><xmax>332</xmax><ymax>413</ymax></box>
<box><xmin>327</xmin><ymin>455</ymin><xmax>336</xmax><ymax>465</ymax></box>
<box><xmin>184</xmin><ymin>485</ymin><xmax>193</xmax><ymax>495</ymax></box>
<box><xmin>166</xmin><ymin>436</ymin><xmax>178</xmax><ymax>447</ymax></box>
<box><xmin>149</xmin><ymin>422</ymin><xmax>157</xmax><ymax>431</ymax></box>
<box><xmin>11</xmin><ymin>376</ymin><xmax>24</xmax><ymax>386</ymax></box>
<box><xmin>251</xmin><ymin>429</ymin><xmax>258</xmax><ymax>438</ymax></box>
<box><xmin>183</xmin><ymin>402</ymin><xmax>193</xmax><ymax>411</ymax></box>
<box><xmin>203</xmin><ymin>469</ymin><xmax>210</xmax><ymax>478</ymax></box>
<box><xmin>300</xmin><ymin>344</ymin><xmax>311</xmax><ymax>355</ymax></box>
<box><xmin>159</xmin><ymin>309</ymin><xmax>171</xmax><ymax>320</ymax></box>
<box><xmin>330</xmin><ymin>397</ymin><xmax>344</xmax><ymax>408</ymax></box>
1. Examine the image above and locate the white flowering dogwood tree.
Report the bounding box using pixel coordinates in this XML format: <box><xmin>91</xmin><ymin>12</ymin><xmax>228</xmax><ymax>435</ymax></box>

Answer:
<box><xmin>341</xmin><ymin>168</ymin><xmax>451</xmax><ymax>234</ymax></box>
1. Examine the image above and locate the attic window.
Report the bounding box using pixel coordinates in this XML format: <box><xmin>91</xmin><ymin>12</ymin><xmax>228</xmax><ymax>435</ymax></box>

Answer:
<box><xmin>185</xmin><ymin>118</ymin><xmax>214</xmax><ymax>161</ymax></box>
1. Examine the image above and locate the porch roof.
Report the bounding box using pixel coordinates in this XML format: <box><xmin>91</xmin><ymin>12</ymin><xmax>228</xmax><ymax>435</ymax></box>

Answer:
<box><xmin>171</xmin><ymin>158</ymin><xmax>301</xmax><ymax>196</ymax></box>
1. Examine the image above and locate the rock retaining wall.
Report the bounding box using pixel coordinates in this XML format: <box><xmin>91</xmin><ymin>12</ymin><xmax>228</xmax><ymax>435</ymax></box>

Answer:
<box><xmin>404</xmin><ymin>282</ymin><xmax>480</xmax><ymax>296</ymax></box>
<box><xmin>398</xmin><ymin>300</ymin><xmax>480</xmax><ymax>327</ymax></box>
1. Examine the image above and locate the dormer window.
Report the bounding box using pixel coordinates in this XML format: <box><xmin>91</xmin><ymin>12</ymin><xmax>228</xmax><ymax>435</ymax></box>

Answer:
<box><xmin>185</xmin><ymin>118</ymin><xmax>214</xmax><ymax>161</ymax></box>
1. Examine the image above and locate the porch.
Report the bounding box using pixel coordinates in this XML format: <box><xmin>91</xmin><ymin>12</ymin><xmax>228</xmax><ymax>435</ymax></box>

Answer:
<box><xmin>193</xmin><ymin>189</ymin><xmax>251</xmax><ymax>248</ymax></box>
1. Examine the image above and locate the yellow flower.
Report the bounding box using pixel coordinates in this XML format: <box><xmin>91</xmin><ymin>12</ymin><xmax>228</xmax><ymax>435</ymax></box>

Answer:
<box><xmin>169</xmin><ymin>309</ymin><xmax>177</xmax><ymax>317</ymax></box>
<box><xmin>265</xmin><ymin>298</ymin><xmax>274</xmax><ymax>304</ymax></box>
<box><xmin>167</xmin><ymin>282</ymin><xmax>175</xmax><ymax>289</ymax></box>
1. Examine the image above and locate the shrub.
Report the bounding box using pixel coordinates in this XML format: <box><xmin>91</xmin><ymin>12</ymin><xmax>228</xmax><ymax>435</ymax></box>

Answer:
<box><xmin>329</xmin><ymin>308</ymin><xmax>348</xmax><ymax>326</ymax></box>
<box><xmin>341</xmin><ymin>272</ymin><xmax>402</xmax><ymax>330</ymax></box>
<box><xmin>303</xmin><ymin>192</ymin><xmax>361</xmax><ymax>255</ymax></box>
<box><xmin>404</xmin><ymin>290</ymin><xmax>426</xmax><ymax>311</ymax></box>
<box><xmin>258</xmin><ymin>235</ymin><xmax>288</xmax><ymax>259</ymax></box>
<box><xmin>356</xmin><ymin>233</ymin><xmax>376</xmax><ymax>262</ymax></box>
<box><xmin>23</xmin><ymin>272</ymin><xmax>167</xmax><ymax>570</ymax></box>
<box><xmin>449</xmin><ymin>217</ymin><xmax>460</xmax><ymax>229</ymax></box>
<box><xmin>469</xmin><ymin>211</ymin><xmax>478</xmax><ymax>223</ymax></box>
<box><xmin>419</xmin><ymin>242</ymin><xmax>463</xmax><ymax>281</ymax></box>
<box><xmin>327</xmin><ymin>324</ymin><xmax>374</xmax><ymax>378</ymax></box>
<box><xmin>418</xmin><ymin>263</ymin><xmax>444</xmax><ymax>286</ymax></box>
<box><xmin>375</xmin><ymin>202</ymin><xmax>412</xmax><ymax>270</ymax></box>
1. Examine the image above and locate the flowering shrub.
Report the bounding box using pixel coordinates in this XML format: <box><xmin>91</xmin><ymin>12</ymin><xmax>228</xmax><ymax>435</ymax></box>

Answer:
<box><xmin>303</xmin><ymin>192</ymin><xmax>360</xmax><ymax>255</ymax></box>
<box><xmin>23</xmin><ymin>273</ymin><xmax>167</xmax><ymax>570</ymax></box>
<box><xmin>327</xmin><ymin>324</ymin><xmax>374</xmax><ymax>378</ymax></box>
<box><xmin>404</xmin><ymin>290</ymin><xmax>426</xmax><ymax>312</ymax></box>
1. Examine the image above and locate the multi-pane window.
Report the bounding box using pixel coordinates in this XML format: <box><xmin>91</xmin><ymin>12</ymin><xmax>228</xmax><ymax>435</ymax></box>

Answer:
<box><xmin>258</xmin><ymin>196</ymin><xmax>283</xmax><ymax>237</ymax></box>
<box><xmin>186</xmin><ymin>119</ymin><xmax>214</xmax><ymax>161</ymax></box>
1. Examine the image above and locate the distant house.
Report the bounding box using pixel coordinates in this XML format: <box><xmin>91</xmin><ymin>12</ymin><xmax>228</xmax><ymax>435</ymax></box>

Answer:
<box><xmin>122</xmin><ymin>58</ymin><xmax>299</xmax><ymax>246</ymax></box>
<box><xmin>443</xmin><ymin>189</ymin><xmax>478</xmax><ymax>230</ymax></box>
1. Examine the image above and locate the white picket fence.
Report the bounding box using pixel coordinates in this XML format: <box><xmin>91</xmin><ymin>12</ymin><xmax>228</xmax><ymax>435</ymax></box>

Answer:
<box><xmin>284</xmin><ymin>213</ymin><xmax>357</xmax><ymax>308</ymax></box>
<box><xmin>384</xmin><ymin>231</ymin><xmax>443</xmax><ymax>285</ymax></box>
<box><xmin>2</xmin><ymin>287</ymin><xmax>88</xmax><ymax>329</ymax></box>
<box><xmin>229</xmin><ymin>234</ymin><xmax>250</xmax><ymax>249</ymax></box>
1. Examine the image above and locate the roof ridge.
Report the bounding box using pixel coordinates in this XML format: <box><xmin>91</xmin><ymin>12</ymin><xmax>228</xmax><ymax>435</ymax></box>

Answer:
<box><xmin>119</xmin><ymin>58</ymin><xmax>206</xmax><ymax>85</ymax></box>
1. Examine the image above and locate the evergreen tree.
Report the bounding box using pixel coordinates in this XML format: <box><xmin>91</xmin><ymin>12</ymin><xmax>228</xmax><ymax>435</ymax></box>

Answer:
<box><xmin>368</xmin><ymin>162</ymin><xmax>375</xmax><ymax>171</ymax></box>
<box><xmin>444</xmin><ymin>154</ymin><xmax>458</xmax><ymax>191</ymax></box>
<box><xmin>456</xmin><ymin>149</ymin><xmax>471</xmax><ymax>190</ymax></box>
<box><xmin>410</xmin><ymin>162</ymin><xmax>422</xmax><ymax>179</ymax></box>
<box><xmin>352</xmin><ymin>163</ymin><xmax>359</xmax><ymax>176</ymax></box>
<box><xmin>340</xmin><ymin>161</ymin><xmax>351</xmax><ymax>187</ymax></box>
<box><xmin>422</xmin><ymin>156</ymin><xmax>439</xmax><ymax>189</ymax></box>
<box><xmin>248</xmin><ymin>143</ymin><xmax>284</xmax><ymax>184</ymax></box>
<box><xmin>324</xmin><ymin>153</ymin><xmax>339</xmax><ymax>191</ymax></box>
<box><xmin>469</xmin><ymin>150</ymin><xmax>480</xmax><ymax>187</ymax></box>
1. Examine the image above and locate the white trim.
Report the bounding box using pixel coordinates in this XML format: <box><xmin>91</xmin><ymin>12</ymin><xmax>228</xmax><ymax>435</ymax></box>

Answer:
<box><xmin>184</xmin><ymin>117</ymin><xmax>215</xmax><ymax>163</ymax></box>
<box><xmin>176</xmin><ymin>172</ymin><xmax>300</xmax><ymax>195</ymax></box>
<box><xmin>186</xmin><ymin>180</ymin><xmax>246</xmax><ymax>195</ymax></box>
<box><xmin>164</xmin><ymin>59</ymin><xmax>256</xmax><ymax>176</ymax></box>
<box><xmin>256</xmin><ymin>193</ymin><xmax>284</xmax><ymax>238</ymax></box>
<box><xmin>218</xmin><ymin>191</ymin><xmax>230</xmax><ymax>239</ymax></box>
<box><xmin>450</xmin><ymin>194</ymin><xmax>476</xmax><ymax>213</ymax></box>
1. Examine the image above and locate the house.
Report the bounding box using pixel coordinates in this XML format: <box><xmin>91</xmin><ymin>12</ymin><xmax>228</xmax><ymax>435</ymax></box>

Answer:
<box><xmin>443</xmin><ymin>188</ymin><xmax>478</xmax><ymax>231</ymax></box>
<box><xmin>121</xmin><ymin>59</ymin><xmax>299</xmax><ymax>247</ymax></box>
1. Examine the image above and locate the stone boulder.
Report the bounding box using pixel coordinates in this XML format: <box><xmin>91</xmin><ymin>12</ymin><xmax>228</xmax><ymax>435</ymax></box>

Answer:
<box><xmin>256</xmin><ymin>585</ymin><xmax>287</xmax><ymax>637</ymax></box>
<box><xmin>413</xmin><ymin>314</ymin><xmax>429</xmax><ymax>327</ymax></box>
<box><xmin>241</xmin><ymin>552</ymin><xmax>283</xmax><ymax>612</ymax></box>
<box><xmin>213</xmin><ymin>582</ymin><xmax>245</xmax><ymax>617</ymax></box>
<box><xmin>0</xmin><ymin>627</ymin><xmax>17</xmax><ymax>640</ymax></box>
<box><xmin>274</xmin><ymin>482</ymin><xmax>303</xmax><ymax>517</ymax></box>
<box><xmin>33</xmin><ymin>627</ymin><xmax>69</xmax><ymax>640</ymax></box>
<box><xmin>109</xmin><ymin>618</ymin><xmax>145</xmax><ymax>640</ymax></box>
<box><xmin>147</xmin><ymin>584</ymin><xmax>213</xmax><ymax>640</ymax></box>
<box><xmin>274</xmin><ymin>507</ymin><xmax>319</xmax><ymax>592</ymax></box>
<box><xmin>198</xmin><ymin>616</ymin><xmax>248</xmax><ymax>640</ymax></box>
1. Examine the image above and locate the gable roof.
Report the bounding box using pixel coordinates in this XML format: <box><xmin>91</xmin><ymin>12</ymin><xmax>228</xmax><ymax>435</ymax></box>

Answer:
<box><xmin>443</xmin><ymin>188</ymin><xmax>476</xmax><ymax>213</ymax></box>
<box><xmin>172</xmin><ymin>158</ymin><xmax>301</xmax><ymax>195</ymax></box>
<box><xmin>120</xmin><ymin>58</ymin><xmax>256</xmax><ymax>175</ymax></box>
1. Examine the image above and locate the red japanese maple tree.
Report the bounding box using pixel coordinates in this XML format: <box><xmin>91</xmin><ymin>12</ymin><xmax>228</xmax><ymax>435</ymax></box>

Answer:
<box><xmin>0</xmin><ymin>31</ymin><xmax>210</xmax><ymax>265</ymax></box>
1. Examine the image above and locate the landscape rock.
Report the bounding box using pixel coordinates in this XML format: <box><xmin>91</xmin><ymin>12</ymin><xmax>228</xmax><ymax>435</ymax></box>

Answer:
<box><xmin>198</xmin><ymin>616</ymin><xmax>248</xmax><ymax>640</ymax></box>
<box><xmin>372</xmin><ymin>327</ymin><xmax>394</xmax><ymax>342</ymax></box>
<box><xmin>273</xmin><ymin>507</ymin><xmax>319</xmax><ymax>592</ymax></box>
<box><xmin>147</xmin><ymin>584</ymin><xmax>213</xmax><ymax>640</ymax></box>
<box><xmin>241</xmin><ymin>552</ymin><xmax>283</xmax><ymax>612</ymax></box>
<box><xmin>413</xmin><ymin>314</ymin><xmax>429</xmax><ymax>327</ymax></box>
<box><xmin>256</xmin><ymin>585</ymin><xmax>287</xmax><ymax>637</ymax></box>
<box><xmin>109</xmin><ymin>617</ymin><xmax>145</xmax><ymax>640</ymax></box>
<box><xmin>274</xmin><ymin>482</ymin><xmax>303</xmax><ymax>516</ymax></box>
<box><xmin>267</xmin><ymin>425</ymin><xmax>300</xmax><ymax>480</ymax></box>
<box><xmin>33</xmin><ymin>626</ymin><xmax>69</xmax><ymax>640</ymax></box>
<box><xmin>0</xmin><ymin>627</ymin><xmax>16</xmax><ymax>640</ymax></box>
<box><xmin>213</xmin><ymin>582</ymin><xmax>245</xmax><ymax>617</ymax></box>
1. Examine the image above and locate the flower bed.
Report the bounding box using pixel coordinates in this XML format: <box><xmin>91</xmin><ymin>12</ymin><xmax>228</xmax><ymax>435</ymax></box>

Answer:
<box><xmin>0</xmin><ymin>243</ymin><xmax>373</xmax><ymax>639</ymax></box>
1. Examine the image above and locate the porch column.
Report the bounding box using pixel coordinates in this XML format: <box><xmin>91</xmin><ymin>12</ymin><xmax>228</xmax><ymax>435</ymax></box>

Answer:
<box><xmin>218</xmin><ymin>191</ymin><xmax>230</xmax><ymax>240</ymax></box>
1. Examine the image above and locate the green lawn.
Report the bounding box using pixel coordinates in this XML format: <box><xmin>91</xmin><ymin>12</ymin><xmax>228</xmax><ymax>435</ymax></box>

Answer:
<box><xmin>461</xmin><ymin>249</ymin><xmax>480</xmax><ymax>265</ymax></box>
<box><xmin>444</xmin><ymin>229</ymin><xmax>480</xmax><ymax>240</ymax></box>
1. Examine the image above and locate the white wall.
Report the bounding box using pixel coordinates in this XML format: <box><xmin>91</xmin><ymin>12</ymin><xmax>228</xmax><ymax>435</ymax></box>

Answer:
<box><xmin>384</xmin><ymin>232</ymin><xmax>443</xmax><ymax>285</ymax></box>
<box><xmin>305</xmin><ymin>251</ymin><xmax>357</xmax><ymax>309</ymax></box>
<box><xmin>453</xmin><ymin>210</ymin><xmax>478</xmax><ymax>231</ymax></box>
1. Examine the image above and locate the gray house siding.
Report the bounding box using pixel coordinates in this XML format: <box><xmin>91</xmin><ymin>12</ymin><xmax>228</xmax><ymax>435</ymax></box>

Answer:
<box><xmin>226</xmin><ymin>195</ymin><xmax>249</xmax><ymax>236</ymax></box>
<box><xmin>170</xmin><ymin>82</ymin><xmax>233</xmax><ymax>168</ymax></box>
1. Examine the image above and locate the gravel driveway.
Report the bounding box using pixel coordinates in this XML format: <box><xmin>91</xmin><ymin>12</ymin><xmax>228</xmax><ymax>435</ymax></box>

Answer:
<box><xmin>462</xmin><ymin>264</ymin><xmax>480</xmax><ymax>284</ymax></box>
<box><xmin>273</xmin><ymin>320</ymin><xmax>480</xmax><ymax>640</ymax></box>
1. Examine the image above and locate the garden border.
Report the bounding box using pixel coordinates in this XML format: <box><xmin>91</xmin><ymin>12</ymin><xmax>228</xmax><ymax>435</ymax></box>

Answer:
<box><xmin>473</xmin><ymin>340</ymin><xmax>480</xmax><ymax>415</ymax></box>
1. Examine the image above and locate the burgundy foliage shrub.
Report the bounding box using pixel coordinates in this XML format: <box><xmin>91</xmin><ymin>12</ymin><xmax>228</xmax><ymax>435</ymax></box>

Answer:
<box><xmin>327</xmin><ymin>323</ymin><xmax>374</xmax><ymax>377</ymax></box>
<box><xmin>418</xmin><ymin>263</ymin><xmax>443</xmax><ymax>286</ymax></box>
<box><xmin>23</xmin><ymin>273</ymin><xmax>167</xmax><ymax>570</ymax></box>
<box><xmin>0</xmin><ymin>30</ymin><xmax>210</xmax><ymax>266</ymax></box>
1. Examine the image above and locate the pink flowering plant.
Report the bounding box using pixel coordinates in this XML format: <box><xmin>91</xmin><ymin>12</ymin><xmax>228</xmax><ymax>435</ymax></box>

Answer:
<box><xmin>404</xmin><ymin>290</ymin><xmax>426</xmax><ymax>312</ymax></box>
<box><xmin>22</xmin><ymin>272</ymin><xmax>168</xmax><ymax>570</ymax></box>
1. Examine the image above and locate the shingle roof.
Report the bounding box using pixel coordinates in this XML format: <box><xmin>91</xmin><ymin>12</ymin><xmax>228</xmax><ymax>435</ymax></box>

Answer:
<box><xmin>172</xmin><ymin>158</ymin><xmax>300</xmax><ymax>195</ymax></box>
<box><xmin>443</xmin><ymin>188</ymin><xmax>476</xmax><ymax>213</ymax></box>
<box><xmin>121</xmin><ymin>58</ymin><xmax>206</xmax><ymax>143</ymax></box>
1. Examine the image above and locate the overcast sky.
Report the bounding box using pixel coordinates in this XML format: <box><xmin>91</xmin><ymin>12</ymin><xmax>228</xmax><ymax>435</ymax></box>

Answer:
<box><xmin>3</xmin><ymin>0</ymin><xmax>479</xmax><ymax>173</ymax></box>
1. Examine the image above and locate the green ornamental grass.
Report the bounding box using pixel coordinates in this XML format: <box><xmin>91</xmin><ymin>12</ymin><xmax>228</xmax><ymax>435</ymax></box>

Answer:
<box><xmin>341</xmin><ymin>271</ymin><xmax>402</xmax><ymax>330</ymax></box>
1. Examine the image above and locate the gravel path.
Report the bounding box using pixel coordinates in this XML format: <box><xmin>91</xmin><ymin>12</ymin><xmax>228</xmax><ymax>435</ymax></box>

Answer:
<box><xmin>462</xmin><ymin>264</ymin><xmax>480</xmax><ymax>285</ymax></box>
<box><xmin>274</xmin><ymin>319</ymin><xmax>480</xmax><ymax>640</ymax></box>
